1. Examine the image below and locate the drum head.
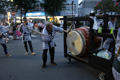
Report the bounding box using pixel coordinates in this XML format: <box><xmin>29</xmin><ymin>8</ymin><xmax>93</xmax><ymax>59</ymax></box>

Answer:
<box><xmin>66</xmin><ymin>30</ymin><xmax>86</xmax><ymax>56</ymax></box>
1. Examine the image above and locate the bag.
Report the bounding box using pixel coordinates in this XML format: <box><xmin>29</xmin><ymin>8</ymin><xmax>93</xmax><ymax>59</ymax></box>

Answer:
<box><xmin>97</xmin><ymin>50</ymin><xmax>112</xmax><ymax>60</ymax></box>
<box><xmin>16</xmin><ymin>30</ymin><xmax>21</xmax><ymax>37</ymax></box>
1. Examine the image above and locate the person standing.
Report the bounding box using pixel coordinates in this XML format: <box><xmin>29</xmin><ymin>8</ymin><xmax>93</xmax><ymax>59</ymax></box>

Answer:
<box><xmin>11</xmin><ymin>22</ymin><xmax>17</xmax><ymax>40</ymax></box>
<box><xmin>99</xmin><ymin>18</ymin><xmax>117</xmax><ymax>80</ymax></box>
<box><xmin>60</xmin><ymin>21</ymin><xmax>63</xmax><ymax>28</ymax></box>
<box><xmin>103</xmin><ymin>18</ymin><xmax>116</xmax><ymax>50</ymax></box>
<box><xmin>0</xmin><ymin>25</ymin><xmax>11</xmax><ymax>56</ymax></box>
<box><xmin>41</xmin><ymin>22</ymin><xmax>68</xmax><ymax>69</ymax></box>
<box><xmin>112</xmin><ymin>28</ymin><xmax>120</xmax><ymax>80</ymax></box>
<box><xmin>112</xmin><ymin>27</ymin><xmax>120</xmax><ymax>80</ymax></box>
<box><xmin>34</xmin><ymin>21</ymin><xmax>38</xmax><ymax>32</ymax></box>
<box><xmin>3</xmin><ymin>23</ymin><xmax>10</xmax><ymax>42</ymax></box>
<box><xmin>19</xmin><ymin>17</ymin><xmax>36</xmax><ymax>55</ymax></box>
<box><xmin>40</xmin><ymin>21</ymin><xmax>44</xmax><ymax>32</ymax></box>
<box><xmin>38</xmin><ymin>21</ymin><xmax>42</xmax><ymax>32</ymax></box>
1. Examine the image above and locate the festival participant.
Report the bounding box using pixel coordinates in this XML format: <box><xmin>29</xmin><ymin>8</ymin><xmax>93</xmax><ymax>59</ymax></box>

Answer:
<box><xmin>112</xmin><ymin>28</ymin><xmax>120</xmax><ymax>80</ymax></box>
<box><xmin>0</xmin><ymin>25</ymin><xmax>11</xmax><ymax>56</ymax></box>
<box><xmin>19</xmin><ymin>17</ymin><xmax>36</xmax><ymax>55</ymax></box>
<box><xmin>103</xmin><ymin>18</ymin><xmax>116</xmax><ymax>50</ymax></box>
<box><xmin>41</xmin><ymin>22</ymin><xmax>68</xmax><ymax>69</ymax></box>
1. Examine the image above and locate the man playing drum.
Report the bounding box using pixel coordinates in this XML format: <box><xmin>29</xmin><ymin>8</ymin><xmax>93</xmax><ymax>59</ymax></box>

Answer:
<box><xmin>41</xmin><ymin>22</ymin><xmax>68</xmax><ymax>69</ymax></box>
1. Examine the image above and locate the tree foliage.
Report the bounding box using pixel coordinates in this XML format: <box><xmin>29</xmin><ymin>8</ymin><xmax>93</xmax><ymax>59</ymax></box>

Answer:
<box><xmin>0</xmin><ymin>0</ymin><xmax>7</xmax><ymax>15</ymax></box>
<box><xmin>13</xmin><ymin>0</ymin><xmax>38</xmax><ymax>15</ymax></box>
<box><xmin>40</xmin><ymin>0</ymin><xmax>66</xmax><ymax>16</ymax></box>
<box><xmin>94</xmin><ymin>0</ymin><xmax>120</xmax><ymax>14</ymax></box>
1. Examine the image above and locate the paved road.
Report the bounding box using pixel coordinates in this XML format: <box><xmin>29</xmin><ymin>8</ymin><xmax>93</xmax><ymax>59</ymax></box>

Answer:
<box><xmin>0</xmin><ymin>34</ymin><xmax>100</xmax><ymax>80</ymax></box>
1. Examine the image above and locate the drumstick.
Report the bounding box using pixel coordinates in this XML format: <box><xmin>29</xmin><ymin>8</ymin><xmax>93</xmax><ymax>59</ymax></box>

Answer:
<box><xmin>116</xmin><ymin>46</ymin><xmax>120</xmax><ymax>58</ymax></box>
<box><xmin>67</xmin><ymin>24</ymin><xmax>73</xmax><ymax>33</ymax></box>
<box><xmin>18</xmin><ymin>23</ymin><xmax>23</xmax><ymax>31</ymax></box>
<box><xmin>32</xmin><ymin>30</ymin><xmax>48</xmax><ymax>36</ymax></box>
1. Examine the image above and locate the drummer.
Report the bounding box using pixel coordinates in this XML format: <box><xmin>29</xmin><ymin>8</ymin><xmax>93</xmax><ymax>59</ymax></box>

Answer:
<box><xmin>41</xmin><ymin>22</ymin><xmax>68</xmax><ymax>69</ymax></box>
<box><xmin>0</xmin><ymin>24</ymin><xmax>11</xmax><ymax>56</ymax></box>
<box><xmin>112</xmin><ymin>28</ymin><xmax>120</xmax><ymax>80</ymax></box>
<box><xmin>103</xmin><ymin>18</ymin><xmax>116</xmax><ymax>50</ymax></box>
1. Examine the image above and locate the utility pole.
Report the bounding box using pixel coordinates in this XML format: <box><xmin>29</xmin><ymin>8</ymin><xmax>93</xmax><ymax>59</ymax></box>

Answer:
<box><xmin>101</xmin><ymin>0</ymin><xmax>104</xmax><ymax>14</ymax></box>
<box><xmin>38</xmin><ymin>1</ymin><xmax>40</xmax><ymax>11</ymax></box>
<box><xmin>72</xmin><ymin>1</ymin><xmax>74</xmax><ymax>17</ymax></box>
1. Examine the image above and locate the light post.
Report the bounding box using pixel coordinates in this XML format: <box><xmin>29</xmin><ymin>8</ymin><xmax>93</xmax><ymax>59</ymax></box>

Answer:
<box><xmin>38</xmin><ymin>1</ymin><xmax>41</xmax><ymax>11</ymax></box>
<box><xmin>101</xmin><ymin>0</ymin><xmax>104</xmax><ymax>14</ymax></box>
<box><xmin>78</xmin><ymin>5</ymin><xmax>80</xmax><ymax>17</ymax></box>
<box><xmin>72</xmin><ymin>1</ymin><xmax>74</xmax><ymax>17</ymax></box>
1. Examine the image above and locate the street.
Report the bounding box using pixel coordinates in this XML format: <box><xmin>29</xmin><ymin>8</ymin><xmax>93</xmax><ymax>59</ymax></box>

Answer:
<box><xmin>0</xmin><ymin>33</ymin><xmax>100</xmax><ymax>80</ymax></box>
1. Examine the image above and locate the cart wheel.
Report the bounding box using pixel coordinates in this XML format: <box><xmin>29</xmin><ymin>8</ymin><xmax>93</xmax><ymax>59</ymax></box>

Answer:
<box><xmin>67</xmin><ymin>57</ymin><xmax>71</xmax><ymax>63</ymax></box>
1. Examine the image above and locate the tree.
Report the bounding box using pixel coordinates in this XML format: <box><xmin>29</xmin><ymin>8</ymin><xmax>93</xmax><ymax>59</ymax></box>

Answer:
<box><xmin>94</xmin><ymin>0</ymin><xmax>120</xmax><ymax>15</ymax></box>
<box><xmin>40</xmin><ymin>0</ymin><xmax>66</xmax><ymax>22</ymax></box>
<box><xmin>13</xmin><ymin>0</ymin><xmax>38</xmax><ymax>22</ymax></box>
<box><xmin>0</xmin><ymin>0</ymin><xmax>9</xmax><ymax>22</ymax></box>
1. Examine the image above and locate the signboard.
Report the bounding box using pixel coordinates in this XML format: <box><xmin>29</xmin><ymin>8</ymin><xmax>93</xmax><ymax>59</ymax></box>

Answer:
<box><xmin>7</xmin><ymin>0</ymin><xmax>13</xmax><ymax>2</ymax></box>
<box><xmin>26</xmin><ymin>12</ymin><xmax>45</xmax><ymax>17</ymax></box>
<box><xmin>11</xmin><ymin>11</ymin><xmax>16</xmax><ymax>16</ymax></box>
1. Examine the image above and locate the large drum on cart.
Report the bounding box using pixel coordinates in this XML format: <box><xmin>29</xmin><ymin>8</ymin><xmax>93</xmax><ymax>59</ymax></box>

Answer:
<box><xmin>66</xmin><ymin>27</ymin><xmax>101</xmax><ymax>57</ymax></box>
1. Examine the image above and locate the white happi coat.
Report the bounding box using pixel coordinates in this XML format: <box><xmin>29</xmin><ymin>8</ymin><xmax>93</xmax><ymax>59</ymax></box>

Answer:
<box><xmin>112</xmin><ymin>28</ymin><xmax>120</xmax><ymax>80</ymax></box>
<box><xmin>108</xmin><ymin>21</ymin><xmax>116</xmax><ymax>29</ymax></box>
<box><xmin>4</xmin><ymin>25</ymin><xmax>9</xmax><ymax>33</ymax></box>
<box><xmin>20</xmin><ymin>23</ymin><xmax>33</xmax><ymax>42</ymax></box>
<box><xmin>42</xmin><ymin>25</ymin><xmax>64</xmax><ymax>49</ymax></box>
<box><xmin>103</xmin><ymin>21</ymin><xmax>116</xmax><ymax>49</ymax></box>
<box><xmin>0</xmin><ymin>25</ymin><xmax>6</xmax><ymax>44</ymax></box>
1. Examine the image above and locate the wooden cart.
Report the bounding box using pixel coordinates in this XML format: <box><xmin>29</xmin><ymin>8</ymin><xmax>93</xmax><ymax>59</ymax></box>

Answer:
<box><xmin>60</xmin><ymin>14</ymin><xmax>119</xmax><ymax>79</ymax></box>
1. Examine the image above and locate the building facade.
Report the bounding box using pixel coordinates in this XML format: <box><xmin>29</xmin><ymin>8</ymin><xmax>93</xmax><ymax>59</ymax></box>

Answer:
<box><xmin>60</xmin><ymin>0</ymin><xmax>79</xmax><ymax>16</ymax></box>
<box><xmin>79</xmin><ymin>0</ymin><xmax>101</xmax><ymax>16</ymax></box>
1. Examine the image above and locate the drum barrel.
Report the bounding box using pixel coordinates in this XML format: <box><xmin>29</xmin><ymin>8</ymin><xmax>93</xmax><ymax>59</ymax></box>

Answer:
<box><xmin>66</xmin><ymin>27</ymin><xmax>101</xmax><ymax>57</ymax></box>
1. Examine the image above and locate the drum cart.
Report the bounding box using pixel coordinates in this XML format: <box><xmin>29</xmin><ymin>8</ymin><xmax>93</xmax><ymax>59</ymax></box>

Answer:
<box><xmin>60</xmin><ymin>14</ymin><xmax>119</xmax><ymax>79</ymax></box>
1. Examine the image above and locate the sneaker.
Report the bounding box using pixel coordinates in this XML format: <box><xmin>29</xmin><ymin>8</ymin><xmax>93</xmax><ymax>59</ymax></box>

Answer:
<box><xmin>41</xmin><ymin>65</ymin><xmax>46</xmax><ymax>69</ymax></box>
<box><xmin>51</xmin><ymin>62</ymin><xmax>57</xmax><ymax>66</ymax></box>
<box><xmin>5</xmin><ymin>54</ymin><xmax>11</xmax><ymax>57</ymax></box>
<box><xmin>6</xmin><ymin>40</ymin><xmax>8</xmax><ymax>43</ymax></box>
<box><xmin>31</xmin><ymin>52</ymin><xmax>36</xmax><ymax>55</ymax></box>
<box><xmin>25</xmin><ymin>52</ymin><xmax>29</xmax><ymax>55</ymax></box>
<box><xmin>99</xmin><ymin>72</ymin><xmax>105</xmax><ymax>80</ymax></box>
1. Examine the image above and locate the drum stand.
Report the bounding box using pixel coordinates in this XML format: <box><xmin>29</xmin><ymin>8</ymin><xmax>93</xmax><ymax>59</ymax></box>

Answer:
<box><xmin>60</xmin><ymin>14</ymin><xmax>120</xmax><ymax>80</ymax></box>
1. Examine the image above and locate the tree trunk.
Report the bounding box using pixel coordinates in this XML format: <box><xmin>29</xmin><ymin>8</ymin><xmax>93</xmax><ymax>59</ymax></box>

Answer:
<box><xmin>46</xmin><ymin>16</ymin><xmax>48</xmax><ymax>22</ymax></box>
<box><xmin>53</xmin><ymin>16</ymin><xmax>54</xmax><ymax>23</ymax></box>
<box><xmin>24</xmin><ymin>13</ymin><xmax>26</xmax><ymax>17</ymax></box>
<box><xmin>24</xmin><ymin>10</ymin><xmax>27</xmax><ymax>17</ymax></box>
<box><xmin>20</xmin><ymin>8</ymin><xmax>22</xmax><ymax>23</ymax></box>
<box><xmin>4</xmin><ymin>14</ymin><xmax>5</xmax><ymax>23</ymax></box>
